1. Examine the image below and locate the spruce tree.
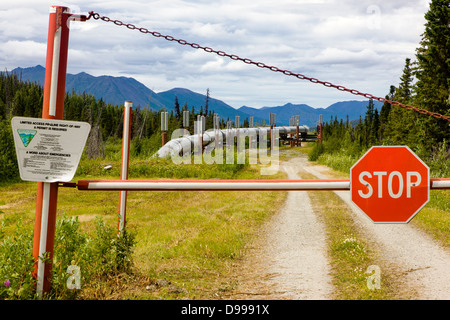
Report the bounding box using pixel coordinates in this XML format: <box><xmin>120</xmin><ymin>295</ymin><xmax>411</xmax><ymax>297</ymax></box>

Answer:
<box><xmin>379</xmin><ymin>85</ymin><xmax>395</xmax><ymax>139</ymax></box>
<box><xmin>385</xmin><ymin>58</ymin><xmax>418</xmax><ymax>146</ymax></box>
<box><xmin>174</xmin><ymin>96</ymin><xmax>181</xmax><ymax>121</ymax></box>
<box><xmin>205</xmin><ymin>88</ymin><xmax>210</xmax><ymax>116</ymax></box>
<box><xmin>414</xmin><ymin>0</ymin><xmax>449</xmax><ymax>148</ymax></box>
<box><xmin>397</xmin><ymin>58</ymin><xmax>414</xmax><ymax>103</ymax></box>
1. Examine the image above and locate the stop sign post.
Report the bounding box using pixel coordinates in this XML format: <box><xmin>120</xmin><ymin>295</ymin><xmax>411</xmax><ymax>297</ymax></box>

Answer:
<box><xmin>351</xmin><ymin>146</ymin><xmax>430</xmax><ymax>223</ymax></box>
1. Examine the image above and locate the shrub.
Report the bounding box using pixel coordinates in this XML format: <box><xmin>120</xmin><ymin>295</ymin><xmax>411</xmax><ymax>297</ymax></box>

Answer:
<box><xmin>89</xmin><ymin>217</ymin><xmax>136</xmax><ymax>275</ymax></box>
<box><xmin>0</xmin><ymin>121</ymin><xmax>19</xmax><ymax>182</ymax></box>
<box><xmin>428</xmin><ymin>139</ymin><xmax>449</xmax><ymax>178</ymax></box>
<box><xmin>308</xmin><ymin>142</ymin><xmax>325</xmax><ymax>161</ymax></box>
<box><xmin>0</xmin><ymin>220</ymin><xmax>35</xmax><ymax>299</ymax></box>
<box><xmin>0</xmin><ymin>215</ymin><xmax>136</xmax><ymax>300</ymax></box>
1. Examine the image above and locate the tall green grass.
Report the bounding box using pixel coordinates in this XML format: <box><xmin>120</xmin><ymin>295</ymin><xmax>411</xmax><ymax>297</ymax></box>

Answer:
<box><xmin>316</xmin><ymin>152</ymin><xmax>359</xmax><ymax>174</ymax></box>
<box><xmin>1</xmin><ymin>143</ymin><xmax>287</xmax><ymax>299</ymax></box>
<box><xmin>0</xmin><ymin>215</ymin><xmax>135</xmax><ymax>300</ymax></box>
<box><xmin>76</xmin><ymin>156</ymin><xmax>248</xmax><ymax>180</ymax></box>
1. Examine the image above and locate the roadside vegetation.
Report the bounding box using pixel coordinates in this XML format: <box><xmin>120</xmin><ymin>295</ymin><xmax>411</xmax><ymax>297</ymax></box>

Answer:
<box><xmin>0</xmin><ymin>147</ymin><xmax>287</xmax><ymax>299</ymax></box>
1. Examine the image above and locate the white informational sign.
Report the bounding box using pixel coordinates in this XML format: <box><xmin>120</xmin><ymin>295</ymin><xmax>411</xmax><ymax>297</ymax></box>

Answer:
<box><xmin>11</xmin><ymin>117</ymin><xmax>91</xmax><ymax>183</ymax></box>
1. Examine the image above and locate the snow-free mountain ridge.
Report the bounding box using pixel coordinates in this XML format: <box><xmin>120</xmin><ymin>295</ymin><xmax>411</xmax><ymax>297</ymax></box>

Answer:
<box><xmin>11</xmin><ymin>65</ymin><xmax>382</xmax><ymax>127</ymax></box>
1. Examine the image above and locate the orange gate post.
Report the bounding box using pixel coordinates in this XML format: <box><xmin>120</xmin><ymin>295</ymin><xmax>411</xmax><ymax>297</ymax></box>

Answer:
<box><xmin>33</xmin><ymin>6</ymin><xmax>86</xmax><ymax>296</ymax></box>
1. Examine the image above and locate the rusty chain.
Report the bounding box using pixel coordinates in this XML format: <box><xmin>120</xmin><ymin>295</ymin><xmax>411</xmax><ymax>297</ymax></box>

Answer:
<box><xmin>86</xmin><ymin>11</ymin><xmax>449</xmax><ymax>122</ymax></box>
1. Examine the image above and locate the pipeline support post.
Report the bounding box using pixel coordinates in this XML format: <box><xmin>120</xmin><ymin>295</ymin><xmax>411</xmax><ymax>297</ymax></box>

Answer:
<box><xmin>318</xmin><ymin>114</ymin><xmax>323</xmax><ymax>143</ymax></box>
<box><xmin>269</xmin><ymin>113</ymin><xmax>276</xmax><ymax>151</ymax></box>
<box><xmin>183</xmin><ymin>110</ymin><xmax>189</xmax><ymax>131</ymax></box>
<box><xmin>161</xmin><ymin>111</ymin><xmax>168</xmax><ymax>146</ymax></box>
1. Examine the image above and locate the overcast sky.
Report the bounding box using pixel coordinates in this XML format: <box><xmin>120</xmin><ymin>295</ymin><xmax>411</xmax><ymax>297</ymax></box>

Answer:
<box><xmin>0</xmin><ymin>0</ymin><xmax>430</xmax><ymax>108</ymax></box>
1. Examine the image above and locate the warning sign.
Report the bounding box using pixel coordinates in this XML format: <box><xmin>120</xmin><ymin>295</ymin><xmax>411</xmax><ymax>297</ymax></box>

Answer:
<box><xmin>11</xmin><ymin>117</ymin><xmax>91</xmax><ymax>182</ymax></box>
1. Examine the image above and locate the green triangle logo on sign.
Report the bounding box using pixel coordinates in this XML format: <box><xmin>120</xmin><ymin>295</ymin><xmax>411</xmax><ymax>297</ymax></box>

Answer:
<box><xmin>17</xmin><ymin>129</ymin><xmax>37</xmax><ymax>147</ymax></box>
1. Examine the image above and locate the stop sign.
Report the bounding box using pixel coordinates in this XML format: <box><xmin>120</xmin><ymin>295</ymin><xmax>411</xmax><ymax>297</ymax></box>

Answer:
<box><xmin>350</xmin><ymin>146</ymin><xmax>429</xmax><ymax>223</ymax></box>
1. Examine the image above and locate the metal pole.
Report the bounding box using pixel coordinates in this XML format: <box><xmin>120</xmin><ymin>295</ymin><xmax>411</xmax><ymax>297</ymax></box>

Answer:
<box><xmin>269</xmin><ymin>113</ymin><xmax>276</xmax><ymax>150</ymax></box>
<box><xmin>295</xmin><ymin>115</ymin><xmax>300</xmax><ymax>147</ymax></box>
<box><xmin>236</xmin><ymin>115</ymin><xmax>241</xmax><ymax>153</ymax></box>
<box><xmin>33</xmin><ymin>6</ymin><xmax>85</xmax><ymax>296</ymax></box>
<box><xmin>78</xmin><ymin>179</ymin><xmax>351</xmax><ymax>191</ymax></box>
<box><xmin>214</xmin><ymin>114</ymin><xmax>219</xmax><ymax>150</ymax></box>
<box><xmin>118</xmin><ymin>101</ymin><xmax>132</xmax><ymax>232</ymax></box>
<box><xmin>74</xmin><ymin>178</ymin><xmax>450</xmax><ymax>191</ymax></box>
<box><xmin>197</xmin><ymin>115</ymin><xmax>203</xmax><ymax>155</ymax></box>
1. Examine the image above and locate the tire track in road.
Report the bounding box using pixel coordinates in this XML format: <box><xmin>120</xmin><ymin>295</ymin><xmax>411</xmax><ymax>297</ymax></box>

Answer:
<box><xmin>226</xmin><ymin>157</ymin><xmax>333</xmax><ymax>300</ymax></box>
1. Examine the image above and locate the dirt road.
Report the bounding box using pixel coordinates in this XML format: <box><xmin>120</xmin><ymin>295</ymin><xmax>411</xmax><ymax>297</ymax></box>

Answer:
<box><xmin>226</xmin><ymin>153</ymin><xmax>449</xmax><ymax>300</ymax></box>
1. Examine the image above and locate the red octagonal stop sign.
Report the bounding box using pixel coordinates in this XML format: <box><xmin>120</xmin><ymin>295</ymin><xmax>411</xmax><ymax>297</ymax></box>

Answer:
<box><xmin>350</xmin><ymin>146</ymin><xmax>429</xmax><ymax>223</ymax></box>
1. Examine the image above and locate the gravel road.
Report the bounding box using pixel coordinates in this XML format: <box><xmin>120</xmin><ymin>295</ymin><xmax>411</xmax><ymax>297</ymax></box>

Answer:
<box><xmin>227</xmin><ymin>156</ymin><xmax>333</xmax><ymax>299</ymax></box>
<box><xmin>226</xmin><ymin>153</ymin><xmax>449</xmax><ymax>300</ymax></box>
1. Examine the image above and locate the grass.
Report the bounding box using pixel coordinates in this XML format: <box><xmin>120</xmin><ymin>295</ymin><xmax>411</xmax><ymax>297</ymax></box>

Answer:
<box><xmin>316</xmin><ymin>152</ymin><xmax>359</xmax><ymax>173</ymax></box>
<box><xmin>127</xmin><ymin>188</ymin><xmax>286</xmax><ymax>299</ymax></box>
<box><xmin>0</xmin><ymin>152</ymin><xmax>288</xmax><ymax>299</ymax></box>
<box><xmin>300</xmin><ymin>172</ymin><xmax>411</xmax><ymax>299</ymax></box>
<box><xmin>411</xmin><ymin>189</ymin><xmax>450</xmax><ymax>247</ymax></box>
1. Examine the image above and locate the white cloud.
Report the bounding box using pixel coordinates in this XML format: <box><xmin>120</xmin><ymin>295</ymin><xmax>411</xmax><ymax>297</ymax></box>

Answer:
<box><xmin>0</xmin><ymin>40</ymin><xmax>47</xmax><ymax>69</ymax></box>
<box><xmin>1</xmin><ymin>0</ymin><xmax>431</xmax><ymax>108</ymax></box>
<box><xmin>313</xmin><ymin>48</ymin><xmax>381</xmax><ymax>66</ymax></box>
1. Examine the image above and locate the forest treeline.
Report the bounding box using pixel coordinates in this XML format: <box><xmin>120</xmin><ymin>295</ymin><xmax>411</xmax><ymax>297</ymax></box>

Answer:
<box><xmin>310</xmin><ymin>0</ymin><xmax>449</xmax><ymax>177</ymax></box>
<box><xmin>0</xmin><ymin>70</ymin><xmax>242</xmax><ymax>181</ymax></box>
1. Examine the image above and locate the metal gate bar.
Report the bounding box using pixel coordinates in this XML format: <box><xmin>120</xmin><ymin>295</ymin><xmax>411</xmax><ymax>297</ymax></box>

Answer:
<box><xmin>70</xmin><ymin>178</ymin><xmax>450</xmax><ymax>191</ymax></box>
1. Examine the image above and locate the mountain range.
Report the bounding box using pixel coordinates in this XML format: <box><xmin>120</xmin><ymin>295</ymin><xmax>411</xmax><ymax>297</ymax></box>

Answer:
<box><xmin>11</xmin><ymin>65</ymin><xmax>382</xmax><ymax>127</ymax></box>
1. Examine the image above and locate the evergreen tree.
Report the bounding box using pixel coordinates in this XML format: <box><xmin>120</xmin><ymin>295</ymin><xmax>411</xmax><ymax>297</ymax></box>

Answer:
<box><xmin>379</xmin><ymin>85</ymin><xmax>395</xmax><ymax>139</ymax></box>
<box><xmin>385</xmin><ymin>58</ymin><xmax>418</xmax><ymax>146</ymax></box>
<box><xmin>397</xmin><ymin>58</ymin><xmax>414</xmax><ymax>103</ymax></box>
<box><xmin>414</xmin><ymin>0</ymin><xmax>450</xmax><ymax>147</ymax></box>
<box><xmin>174</xmin><ymin>96</ymin><xmax>181</xmax><ymax>121</ymax></box>
<box><xmin>0</xmin><ymin>97</ymin><xmax>6</xmax><ymax>120</ymax></box>
<box><xmin>364</xmin><ymin>99</ymin><xmax>380</xmax><ymax>145</ymax></box>
<box><xmin>371</xmin><ymin>109</ymin><xmax>380</xmax><ymax>143</ymax></box>
<box><xmin>205</xmin><ymin>88</ymin><xmax>210</xmax><ymax>116</ymax></box>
